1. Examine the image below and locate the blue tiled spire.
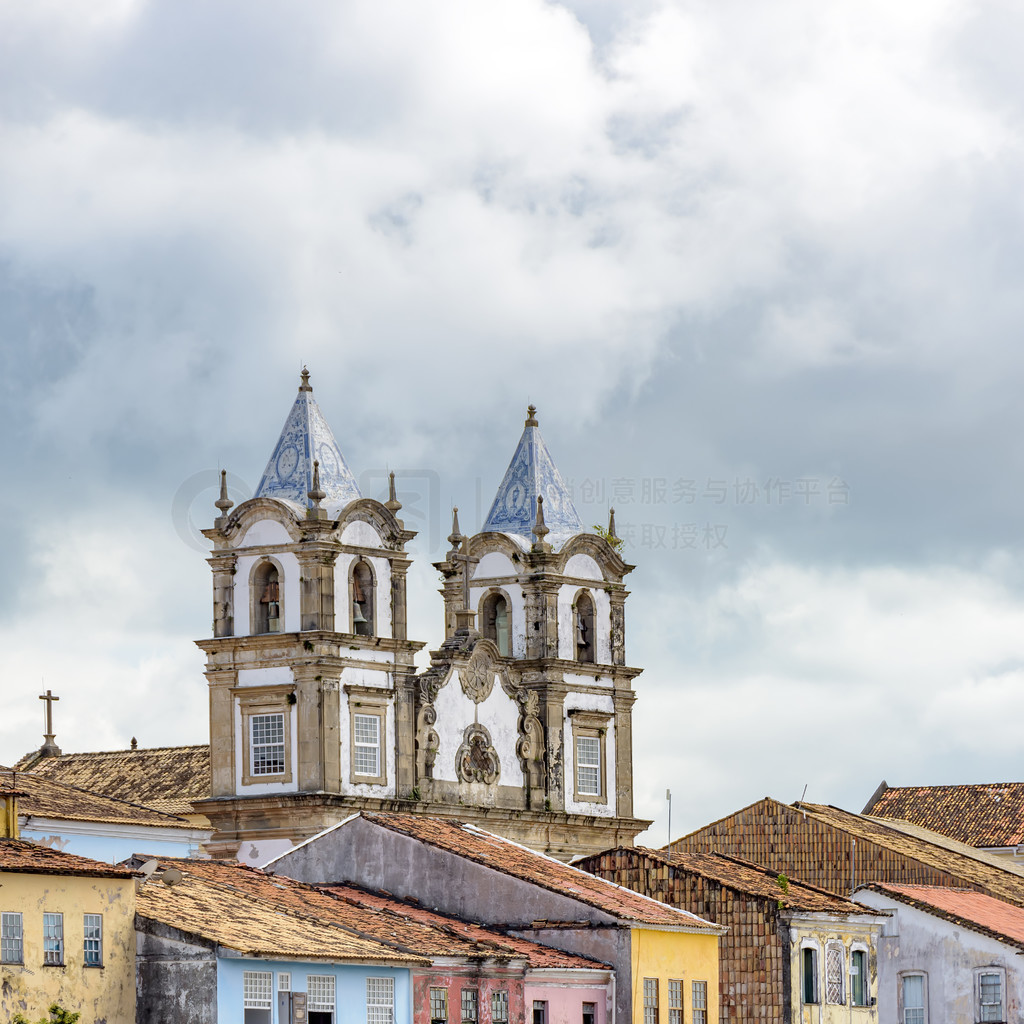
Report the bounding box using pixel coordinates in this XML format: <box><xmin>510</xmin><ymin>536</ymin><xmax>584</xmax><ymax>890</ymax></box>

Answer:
<box><xmin>481</xmin><ymin>405</ymin><xmax>583</xmax><ymax>547</ymax></box>
<box><xmin>255</xmin><ymin>368</ymin><xmax>361</xmax><ymax>514</ymax></box>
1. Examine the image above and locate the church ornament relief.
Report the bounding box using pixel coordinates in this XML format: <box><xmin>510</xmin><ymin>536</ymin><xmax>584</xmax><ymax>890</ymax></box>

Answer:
<box><xmin>516</xmin><ymin>688</ymin><xmax>546</xmax><ymax>796</ymax></box>
<box><xmin>415</xmin><ymin>704</ymin><xmax>440</xmax><ymax>780</ymax></box>
<box><xmin>456</xmin><ymin>723</ymin><xmax>501</xmax><ymax>785</ymax></box>
<box><xmin>459</xmin><ymin>644</ymin><xmax>496</xmax><ymax>703</ymax></box>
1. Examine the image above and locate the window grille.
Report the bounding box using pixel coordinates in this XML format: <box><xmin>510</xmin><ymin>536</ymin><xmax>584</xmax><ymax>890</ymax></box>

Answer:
<box><xmin>83</xmin><ymin>914</ymin><xmax>102</xmax><ymax>966</ymax></box>
<box><xmin>492</xmin><ymin>991</ymin><xmax>509</xmax><ymax>1024</ymax></box>
<box><xmin>0</xmin><ymin>913</ymin><xmax>22</xmax><ymax>963</ymax></box>
<box><xmin>979</xmin><ymin>972</ymin><xmax>1002</xmax><ymax>1022</ymax></box>
<box><xmin>367</xmin><ymin>977</ymin><xmax>394</xmax><ymax>1024</ymax></box>
<box><xmin>308</xmin><ymin>975</ymin><xmax>337</xmax><ymax>1012</ymax></box>
<box><xmin>251</xmin><ymin>713</ymin><xmax>286</xmax><ymax>775</ymax></box>
<box><xmin>278</xmin><ymin>972</ymin><xmax>292</xmax><ymax>992</ymax></box>
<box><xmin>243</xmin><ymin>971</ymin><xmax>273</xmax><ymax>1009</ymax></box>
<box><xmin>643</xmin><ymin>978</ymin><xmax>659</xmax><ymax>1024</ymax></box>
<box><xmin>43</xmin><ymin>913</ymin><xmax>63</xmax><ymax>965</ymax></box>
<box><xmin>576</xmin><ymin>735</ymin><xmax>601</xmax><ymax>796</ymax></box>
<box><xmin>692</xmin><ymin>981</ymin><xmax>708</xmax><ymax>1024</ymax></box>
<box><xmin>825</xmin><ymin>944</ymin><xmax>844</xmax><ymax>1003</ymax></box>
<box><xmin>354</xmin><ymin>714</ymin><xmax>381</xmax><ymax>776</ymax></box>
<box><xmin>668</xmin><ymin>980</ymin><xmax>683</xmax><ymax>1024</ymax></box>
<box><xmin>461</xmin><ymin>988</ymin><xmax>479</xmax><ymax>1024</ymax></box>
<box><xmin>430</xmin><ymin>988</ymin><xmax>448</xmax><ymax>1023</ymax></box>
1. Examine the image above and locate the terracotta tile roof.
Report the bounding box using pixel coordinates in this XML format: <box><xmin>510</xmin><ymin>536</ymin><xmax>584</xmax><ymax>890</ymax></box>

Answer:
<box><xmin>865</xmin><ymin>884</ymin><xmax>1024</xmax><ymax>950</ymax></box>
<box><xmin>15</xmin><ymin>745</ymin><xmax>210</xmax><ymax>817</ymax></box>
<box><xmin>358</xmin><ymin>812</ymin><xmax>722</xmax><ymax>932</ymax></box>
<box><xmin>0</xmin><ymin>767</ymin><xmax>198</xmax><ymax>829</ymax></box>
<box><xmin>142</xmin><ymin>859</ymin><xmax>602</xmax><ymax>969</ymax></box>
<box><xmin>865</xmin><ymin>782</ymin><xmax>1024</xmax><ymax>848</ymax></box>
<box><xmin>320</xmin><ymin>884</ymin><xmax>608</xmax><ymax>970</ymax></box>
<box><xmin>138</xmin><ymin>869</ymin><xmax>425</xmax><ymax>964</ymax></box>
<box><xmin>0</xmin><ymin>838</ymin><xmax>134</xmax><ymax>878</ymax></box>
<box><xmin>798</xmin><ymin>803</ymin><xmax>1024</xmax><ymax>904</ymax></box>
<box><xmin>640</xmin><ymin>847</ymin><xmax>881</xmax><ymax>915</ymax></box>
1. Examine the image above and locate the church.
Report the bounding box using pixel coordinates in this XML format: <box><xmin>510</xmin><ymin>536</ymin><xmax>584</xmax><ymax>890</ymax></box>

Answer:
<box><xmin>26</xmin><ymin>371</ymin><xmax>650</xmax><ymax>863</ymax></box>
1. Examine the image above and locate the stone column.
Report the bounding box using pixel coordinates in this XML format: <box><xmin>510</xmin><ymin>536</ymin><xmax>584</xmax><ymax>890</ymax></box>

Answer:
<box><xmin>208</xmin><ymin>554</ymin><xmax>237</xmax><ymax>638</ymax></box>
<box><xmin>612</xmin><ymin>688</ymin><xmax>636</xmax><ymax>819</ymax></box>
<box><xmin>298</xmin><ymin>550</ymin><xmax>337</xmax><ymax>632</ymax></box>
<box><xmin>609</xmin><ymin>591</ymin><xmax>627</xmax><ymax>666</ymax></box>
<box><xmin>207</xmin><ymin>669</ymin><xmax>236</xmax><ymax>796</ymax></box>
<box><xmin>390</xmin><ymin>558</ymin><xmax>411</xmax><ymax>642</ymax></box>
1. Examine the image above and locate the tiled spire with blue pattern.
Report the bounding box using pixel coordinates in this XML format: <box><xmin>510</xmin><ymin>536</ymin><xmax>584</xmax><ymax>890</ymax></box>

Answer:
<box><xmin>481</xmin><ymin>405</ymin><xmax>583</xmax><ymax>547</ymax></box>
<box><xmin>255</xmin><ymin>368</ymin><xmax>361</xmax><ymax>514</ymax></box>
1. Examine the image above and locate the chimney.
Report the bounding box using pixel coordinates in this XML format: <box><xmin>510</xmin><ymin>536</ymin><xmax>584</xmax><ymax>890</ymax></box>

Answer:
<box><xmin>1</xmin><ymin>789</ymin><xmax>23</xmax><ymax>839</ymax></box>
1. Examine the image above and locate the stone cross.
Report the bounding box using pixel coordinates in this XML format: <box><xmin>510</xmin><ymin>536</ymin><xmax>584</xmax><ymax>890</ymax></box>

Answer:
<box><xmin>451</xmin><ymin>536</ymin><xmax>480</xmax><ymax>613</ymax></box>
<box><xmin>38</xmin><ymin>689</ymin><xmax>61</xmax><ymax>756</ymax></box>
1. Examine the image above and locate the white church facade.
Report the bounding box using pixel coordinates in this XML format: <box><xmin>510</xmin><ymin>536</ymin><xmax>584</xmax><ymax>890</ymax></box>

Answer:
<box><xmin>195</xmin><ymin>370</ymin><xmax>648</xmax><ymax>863</ymax></box>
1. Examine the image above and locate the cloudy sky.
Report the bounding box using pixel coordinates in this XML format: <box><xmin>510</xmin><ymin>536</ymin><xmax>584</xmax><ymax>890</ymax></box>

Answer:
<box><xmin>3</xmin><ymin>0</ymin><xmax>1024</xmax><ymax>845</ymax></box>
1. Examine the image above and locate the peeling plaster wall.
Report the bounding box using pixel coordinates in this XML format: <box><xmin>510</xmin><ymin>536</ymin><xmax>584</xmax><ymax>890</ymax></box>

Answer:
<box><xmin>135</xmin><ymin>922</ymin><xmax>217</xmax><ymax>1024</ymax></box>
<box><xmin>525</xmin><ymin>976</ymin><xmax>612</xmax><ymax>1024</ymax></box>
<box><xmin>854</xmin><ymin>891</ymin><xmax>1023</xmax><ymax>1024</ymax></box>
<box><xmin>414</xmin><ymin>968</ymin><xmax>526</xmax><ymax>1024</ymax></box>
<box><xmin>0</xmin><ymin>871</ymin><xmax>135</xmax><ymax>1023</ymax></box>
<box><xmin>239</xmin><ymin>520</ymin><xmax>293</xmax><ymax>547</ymax></box>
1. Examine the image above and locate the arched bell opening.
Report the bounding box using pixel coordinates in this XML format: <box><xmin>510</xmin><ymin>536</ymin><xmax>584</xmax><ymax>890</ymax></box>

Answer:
<box><xmin>252</xmin><ymin>560</ymin><xmax>282</xmax><ymax>635</ymax></box>
<box><xmin>574</xmin><ymin>591</ymin><xmax>595</xmax><ymax>664</ymax></box>
<box><xmin>481</xmin><ymin>591</ymin><xmax>511</xmax><ymax>657</ymax></box>
<box><xmin>351</xmin><ymin>560</ymin><xmax>375</xmax><ymax>637</ymax></box>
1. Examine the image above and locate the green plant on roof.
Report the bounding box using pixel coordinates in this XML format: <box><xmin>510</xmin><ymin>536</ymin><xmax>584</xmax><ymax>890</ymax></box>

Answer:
<box><xmin>591</xmin><ymin>524</ymin><xmax>624</xmax><ymax>551</ymax></box>
<box><xmin>777</xmin><ymin>873</ymin><xmax>789</xmax><ymax>893</ymax></box>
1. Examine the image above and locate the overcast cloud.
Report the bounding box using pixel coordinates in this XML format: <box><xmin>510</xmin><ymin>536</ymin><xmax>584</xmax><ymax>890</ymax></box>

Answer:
<box><xmin>3</xmin><ymin>0</ymin><xmax>1024</xmax><ymax>843</ymax></box>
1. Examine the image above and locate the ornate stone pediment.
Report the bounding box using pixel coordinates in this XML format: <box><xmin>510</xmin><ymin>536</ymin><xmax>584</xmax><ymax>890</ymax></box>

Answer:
<box><xmin>455</xmin><ymin>723</ymin><xmax>500</xmax><ymax>785</ymax></box>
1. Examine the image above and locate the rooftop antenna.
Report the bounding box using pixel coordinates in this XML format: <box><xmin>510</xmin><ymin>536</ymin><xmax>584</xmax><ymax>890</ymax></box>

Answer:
<box><xmin>666</xmin><ymin>788</ymin><xmax>672</xmax><ymax>851</ymax></box>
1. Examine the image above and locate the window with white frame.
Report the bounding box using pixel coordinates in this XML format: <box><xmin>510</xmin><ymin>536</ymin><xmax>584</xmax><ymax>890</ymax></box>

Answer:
<box><xmin>825</xmin><ymin>942</ymin><xmax>845</xmax><ymax>1004</ymax></box>
<box><xmin>354</xmin><ymin>713</ymin><xmax>381</xmax><ymax>777</ymax></box>
<box><xmin>308</xmin><ymin>974</ymin><xmax>337</xmax><ymax>1024</ymax></box>
<box><xmin>243</xmin><ymin>969</ymin><xmax>273</xmax><ymax>1024</ymax></box>
<box><xmin>643</xmin><ymin>978</ymin><xmax>659</xmax><ymax>1024</ymax></box>
<box><xmin>977</xmin><ymin>968</ymin><xmax>1004</xmax><ymax>1023</ymax></box>
<box><xmin>431</xmin><ymin>987</ymin><xmax>448</xmax><ymax>1024</ymax></box>
<box><xmin>692</xmin><ymin>981</ymin><xmax>708</xmax><ymax>1024</ymax></box>
<box><xmin>850</xmin><ymin>948</ymin><xmax>868</xmax><ymax>1006</ymax></box>
<box><xmin>668</xmin><ymin>980</ymin><xmax>683</xmax><ymax>1024</ymax></box>
<box><xmin>1</xmin><ymin>912</ymin><xmax>22</xmax><ymax>963</ymax></box>
<box><xmin>250</xmin><ymin>712</ymin><xmax>286</xmax><ymax>775</ymax></box>
<box><xmin>900</xmin><ymin>973</ymin><xmax>927</xmax><ymax>1024</ymax></box>
<box><xmin>492</xmin><ymin>990</ymin><xmax>509</xmax><ymax>1024</ymax></box>
<box><xmin>278</xmin><ymin>972</ymin><xmax>292</xmax><ymax>992</ymax></box>
<box><xmin>83</xmin><ymin>914</ymin><xmax>102</xmax><ymax>966</ymax></box>
<box><xmin>42</xmin><ymin>912</ymin><xmax>63</xmax><ymax>965</ymax></box>
<box><xmin>582</xmin><ymin>1001</ymin><xmax>596</xmax><ymax>1024</ymax></box>
<box><xmin>367</xmin><ymin>977</ymin><xmax>394</xmax><ymax>1024</ymax></box>
<box><xmin>802</xmin><ymin>945</ymin><xmax>820</xmax><ymax>1004</ymax></box>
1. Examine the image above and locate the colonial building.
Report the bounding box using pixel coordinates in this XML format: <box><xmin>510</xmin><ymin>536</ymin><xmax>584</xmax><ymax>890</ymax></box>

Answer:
<box><xmin>193</xmin><ymin>371</ymin><xmax>648</xmax><ymax>862</ymax></box>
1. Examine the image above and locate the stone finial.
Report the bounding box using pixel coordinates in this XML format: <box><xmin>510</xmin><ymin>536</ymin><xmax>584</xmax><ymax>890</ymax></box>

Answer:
<box><xmin>448</xmin><ymin>507</ymin><xmax>463</xmax><ymax>553</ymax></box>
<box><xmin>525</xmin><ymin>404</ymin><xmax>539</xmax><ymax>427</ymax></box>
<box><xmin>299</xmin><ymin>366</ymin><xmax>312</xmax><ymax>391</ymax></box>
<box><xmin>215</xmin><ymin>470</ymin><xmax>234</xmax><ymax>516</ymax></box>
<box><xmin>385</xmin><ymin>471</ymin><xmax>403</xmax><ymax>514</ymax></box>
<box><xmin>532</xmin><ymin>495</ymin><xmax>551</xmax><ymax>552</ymax></box>
<box><xmin>608</xmin><ymin>507</ymin><xmax>618</xmax><ymax>541</ymax></box>
<box><xmin>307</xmin><ymin>460</ymin><xmax>327</xmax><ymax>518</ymax></box>
<box><xmin>131</xmin><ymin>737</ymin><xmax>138</xmax><ymax>751</ymax></box>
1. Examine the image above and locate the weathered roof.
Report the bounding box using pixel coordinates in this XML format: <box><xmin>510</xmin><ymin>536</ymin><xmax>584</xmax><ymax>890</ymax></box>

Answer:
<box><xmin>671</xmin><ymin>797</ymin><xmax>1024</xmax><ymax>908</ymax></box>
<box><xmin>14</xmin><ymin>745</ymin><xmax>210</xmax><ymax>817</ymax></box>
<box><xmin>864</xmin><ymin>781</ymin><xmax>1024</xmax><ymax>849</ymax></box>
<box><xmin>864</xmin><ymin>883</ymin><xmax>1024</xmax><ymax>951</ymax></box>
<box><xmin>254</xmin><ymin>369</ymin><xmax>361</xmax><ymax>516</ymax></box>
<box><xmin>142</xmin><ymin>858</ymin><xmax>601</xmax><ymax>969</ymax></box>
<box><xmin>138</xmin><ymin>868</ymin><xmax>423</xmax><ymax>964</ymax></box>
<box><xmin>586</xmin><ymin>846</ymin><xmax>880</xmax><ymax>916</ymax></box>
<box><xmin>0</xmin><ymin>767</ymin><xmax>198</xmax><ymax>830</ymax></box>
<box><xmin>358</xmin><ymin>812</ymin><xmax>722</xmax><ymax>932</ymax></box>
<box><xmin>481</xmin><ymin>406</ymin><xmax>583</xmax><ymax>548</ymax></box>
<box><xmin>0</xmin><ymin>838</ymin><xmax>134</xmax><ymax>879</ymax></box>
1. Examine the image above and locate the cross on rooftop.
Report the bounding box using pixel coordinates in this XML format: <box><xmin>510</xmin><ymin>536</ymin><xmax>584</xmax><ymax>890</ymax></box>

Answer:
<box><xmin>38</xmin><ymin>689</ymin><xmax>61</xmax><ymax>757</ymax></box>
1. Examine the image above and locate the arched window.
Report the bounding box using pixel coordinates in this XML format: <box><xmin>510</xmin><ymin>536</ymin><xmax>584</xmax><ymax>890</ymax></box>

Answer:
<box><xmin>482</xmin><ymin>592</ymin><xmax>511</xmax><ymax>656</ymax></box>
<box><xmin>575</xmin><ymin>592</ymin><xmax>595</xmax><ymax>663</ymax></box>
<box><xmin>351</xmin><ymin>561</ymin><xmax>375</xmax><ymax>636</ymax></box>
<box><xmin>252</xmin><ymin>561</ymin><xmax>281</xmax><ymax>634</ymax></box>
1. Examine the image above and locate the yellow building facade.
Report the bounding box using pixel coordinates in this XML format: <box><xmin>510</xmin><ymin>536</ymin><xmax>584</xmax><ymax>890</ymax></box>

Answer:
<box><xmin>631</xmin><ymin>926</ymin><xmax>721</xmax><ymax>1024</ymax></box>
<box><xmin>0</xmin><ymin>839</ymin><xmax>136</xmax><ymax>1022</ymax></box>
